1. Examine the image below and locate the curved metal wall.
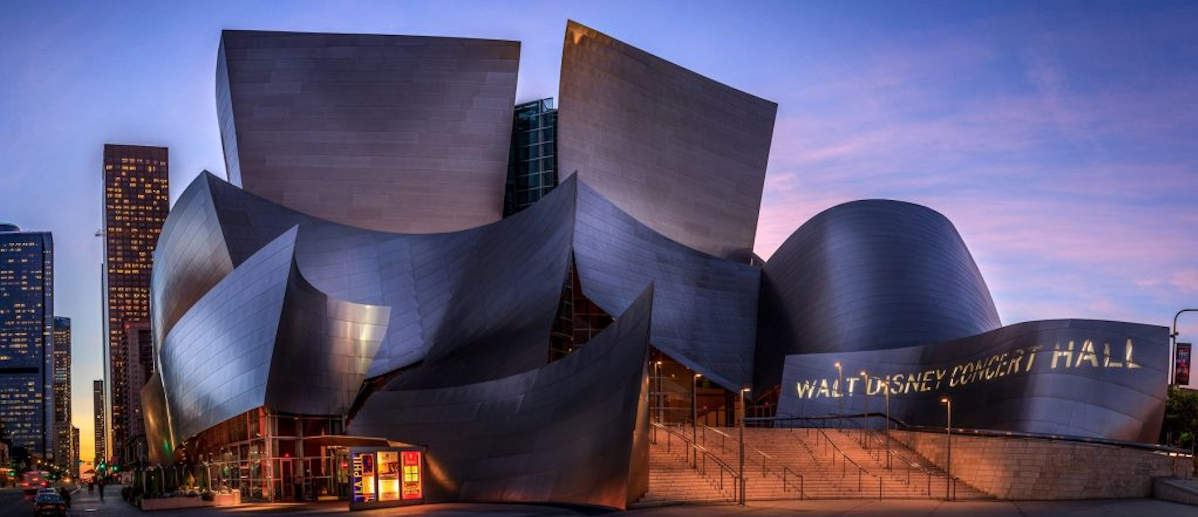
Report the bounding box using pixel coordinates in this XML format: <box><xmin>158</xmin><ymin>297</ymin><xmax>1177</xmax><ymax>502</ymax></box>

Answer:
<box><xmin>574</xmin><ymin>181</ymin><xmax>759</xmax><ymax>391</ymax></box>
<box><xmin>157</xmin><ymin>226</ymin><xmax>389</xmax><ymax>442</ymax></box>
<box><xmin>558</xmin><ymin>20</ymin><xmax>777</xmax><ymax>262</ymax></box>
<box><xmin>217</xmin><ymin>30</ymin><xmax>519</xmax><ymax>234</ymax></box>
<box><xmin>776</xmin><ymin>319</ymin><xmax>1168</xmax><ymax>443</ymax></box>
<box><xmin>154</xmin><ymin>171</ymin><xmax>574</xmax><ymax>386</ymax></box>
<box><xmin>158</xmin><ymin>228</ymin><xmax>297</xmax><ymax>442</ymax></box>
<box><xmin>756</xmin><ymin>199</ymin><xmax>1001</xmax><ymax>389</ymax></box>
<box><xmin>347</xmin><ymin>286</ymin><xmax>653</xmax><ymax>510</ymax></box>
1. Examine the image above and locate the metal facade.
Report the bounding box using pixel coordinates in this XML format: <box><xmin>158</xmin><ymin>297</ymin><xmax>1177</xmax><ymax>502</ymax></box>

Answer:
<box><xmin>756</xmin><ymin>199</ymin><xmax>1002</xmax><ymax>389</ymax></box>
<box><xmin>348</xmin><ymin>286</ymin><xmax>652</xmax><ymax>509</ymax></box>
<box><xmin>217</xmin><ymin>30</ymin><xmax>519</xmax><ymax>234</ymax></box>
<box><xmin>776</xmin><ymin>320</ymin><xmax>1168</xmax><ymax>443</ymax></box>
<box><xmin>558</xmin><ymin>21</ymin><xmax>777</xmax><ymax>262</ymax></box>
<box><xmin>574</xmin><ymin>181</ymin><xmax>760</xmax><ymax>391</ymax></box>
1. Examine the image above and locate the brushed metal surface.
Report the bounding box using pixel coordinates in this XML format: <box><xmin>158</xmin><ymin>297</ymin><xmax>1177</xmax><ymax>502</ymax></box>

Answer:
<box><xmin>558</xmin><ymin>21</ymin><xmax>777</xmax><ymax>262</ymax></box>
<box><xmin>152</xmin><ymin>172</ymin><xmax>573</xmax><ymax>386</ymax></box>
<box><xmin>574</xmin><ymin>181</ymin><xmax>759</xmax><ymax>391</ymax></box>
<box><xmin>217</xmin><ymin>30</ymin><xmax>519</xmax><ymax>234</ymax></box>
<box><xmin>776</xmin><ymin>319</ymin><xmax>1168</xmax><ymax>443</ymax></box>
<box><xmin>347</xmin><ymin>286</ymin><xmax>652</xmax><ymax>510</ymax></box>
<box><xmin>756</xmin><ymin>199</ymin><xmax>1002</xmax><ymax>390</ymax></box>
<box><xmin>156</xmin><ymin>227</ymin><xmax>389</xmax><ymax>442</ymax></box>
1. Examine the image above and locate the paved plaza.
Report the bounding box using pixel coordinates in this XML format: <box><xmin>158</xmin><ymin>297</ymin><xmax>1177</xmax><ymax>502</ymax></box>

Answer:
<box><xmin>1</xmin><ymin>486</ymin><xmax>1194</xmax><ymax>517</ymax></box>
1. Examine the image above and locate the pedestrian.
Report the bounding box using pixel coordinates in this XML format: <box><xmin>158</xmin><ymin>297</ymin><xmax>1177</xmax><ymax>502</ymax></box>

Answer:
<box><xmin>58</xmin><ymin>486</ymin><xmax>71</xmax><ymax>509</ymax></box>
<box><xmin>99</xmin><ymin>479</ymin><xmax>105</xmax><ymax>502</ymax></box>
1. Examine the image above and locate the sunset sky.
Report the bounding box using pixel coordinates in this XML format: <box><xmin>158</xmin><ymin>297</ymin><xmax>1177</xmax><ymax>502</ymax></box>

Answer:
<box><xmin>2</xmin><ymin>1</ymin><xmax>1196</xmax><ymax>462</ymax></box>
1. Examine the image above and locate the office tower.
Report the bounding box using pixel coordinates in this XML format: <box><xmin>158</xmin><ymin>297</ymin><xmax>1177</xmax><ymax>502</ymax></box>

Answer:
<box><xmin>102</xmin><ymin>144</ymin><xmax>168</xmax><ymax>463</ymax></box>
<box><xmin>93</xmin><ymin>379</ymin><xmax>106</xmax><ymax>464</ymax></box>
<box><xmin>0</xmin><ymin>224</ymin><xmax>54</xmax><ymax>456</ymax></box>
<box><xmin>70</xmin><ymin>426</ymin><xmax>80</xmax><ymax>478</ymax></box>
<box><xmin>52</xmin><ymin>316</ymin><xmax>71</xmax><ymax>469</ymax></box>
<box><xmin>504</xmin><ymin>98</ymin><xmax>558</xmax><ymax>216</ymax></box>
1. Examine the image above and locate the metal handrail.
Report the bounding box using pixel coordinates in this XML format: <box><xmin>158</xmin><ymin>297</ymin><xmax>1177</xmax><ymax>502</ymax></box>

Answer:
<box><xmin>807</xmin><ymin>425</ymin><xmax>883</xmax><ymax>498</ymax></box>
<box><xmin>652</xmin><ymin>422</ymin><xmax>741</xmax><ymax>501</ymax></box>
<box><xmin>748</xmin><ymin>413</ymin><xmax>1193</xmax><ymax>455</ymax></box>
<box><xmin>700</xmin><ymin>425</ymin><xmax>805</xmax><ymax>500</ymax></box>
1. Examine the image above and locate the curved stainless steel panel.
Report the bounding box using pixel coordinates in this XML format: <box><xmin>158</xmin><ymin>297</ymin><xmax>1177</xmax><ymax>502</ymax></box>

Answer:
<box><xmin>265</xmin><ymin>238</ymin><xmax>391</xmax><ymax>415</ymax></box>
<box><xmin>140</xmin><ymin>372</ymin><xmax>173</xmax><ymax>465</ymax></box>
<box><xmin>155</xmin><ymin>171</ymin><xmax>574</xmax><ymax>385</ymax></box>
<box><xmin>559</xmin><ymin>21</ymin><xmax>777</xmax><ymax>261</ymax></box>
<box><xmin>159</xmin><ymin>225</ymin><xmax>390</xmax><ymax>442</ymax></box>
<box><xmin>574</xmin><ymin>181</ymin><xmax>759</xmax><ymax>391</ymax></box>
<box><xmin>776</xmin><ymin>319</ymin><xmax>1168</xmax><ymax>443</ymax></box>
<box><xmin>158</xmin><ymin>228</ymin><xmax>297</xmax><ymax>442</ymax></box>
<box><xmin>217</xmin><ymin>30</ymin><xmax>519</xmax><ymax>234</ymax></box>
<box><xmin>150</xmin><ymin>174</ymin><xmax>235</xmax><ymax>359</ymax></box>
<box><xmin>347</xmin><ymin>286</ymin><xmax>653</xmax><ymax>510</ymax></box>
<box><xmin>756</xmin><ymin>199</ymin><xmax>1001</xmax><ymax>389</ymax></box>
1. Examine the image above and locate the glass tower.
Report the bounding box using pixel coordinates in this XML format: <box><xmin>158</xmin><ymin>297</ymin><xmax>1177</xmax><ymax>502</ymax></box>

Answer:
<box><xmin>53</xmin><ymin>316</ymin><xmax>71</xmax><ymax>469</ymax></box>
<box><xmin>0</xmin><ymin>224</ymin><xmax>54</xmax><ymax>455</ymax></box>
<box><xmin>93</xmin><ymin>379</ymin><xmax>106</xmax><ymax>464</ymax></box>
<box><xmin>504</xmin><ymin>98</ymin><xmax>558</xmax><ymax>216</ymax></box>
<box><xmin>102</xmin><ymin>144</ymin><xmax>168</xmax><ymax>464</ymax></box>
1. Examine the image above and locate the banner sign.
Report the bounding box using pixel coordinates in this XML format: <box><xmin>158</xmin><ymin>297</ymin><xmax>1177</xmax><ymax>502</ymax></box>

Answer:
<box><xmin>1177</xmin><ymin>343</ymin><xmax>1192</xmax><ymax>386</ymax></box>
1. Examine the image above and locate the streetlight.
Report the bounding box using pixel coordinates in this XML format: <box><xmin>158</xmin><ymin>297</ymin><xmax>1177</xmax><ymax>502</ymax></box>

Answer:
<box><xmin>834</xmin><ymin>362</ymin><xmax>843</xmax><ymax>423</ymax></box>
<box><xmin>940</xmin><ymin>396</ymin><xmax>952</xmax><ymax>501</ymax></box>
<box><xmin>860</xmin><ymin>370</ymin><xmax>870</xmax><ymax>444</ymax></box>
<box><xmin>738</xmin><ymin>387</ymin><xmax>750</xmax><ymax>506</ymax></box>
<box><xmin>654</xmin><ymin>361</ymin><xmax>664</xmax><ymax>424</ymax></box>
<box><xmin>1171</xmin><ymin>309</ymin><xmax>1198</xmax><ymax>386</ymax></box>
<box><xmin>692</xmin><ymin>373</ymin><xmax>702</xmax><ymax>467</ymax></box>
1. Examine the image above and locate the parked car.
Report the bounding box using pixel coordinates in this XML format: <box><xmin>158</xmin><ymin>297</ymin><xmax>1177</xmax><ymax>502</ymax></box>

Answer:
<box><xmin>32</xmin><ymin>492</ymin><xmax>68</xmax><ymax>517</ymax></box>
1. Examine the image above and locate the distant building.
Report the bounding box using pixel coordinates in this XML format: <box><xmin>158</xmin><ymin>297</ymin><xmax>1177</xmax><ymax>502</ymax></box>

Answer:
<box><xmin>122</xmin><ymin>321</ymin><xmax>152</xmax><ymax>460</ymax></box>
<box><xmin>52</xmin><ymin>316</ymin><xmax>71</xmax><ymax>470</ymax></box>
<box><xmin>102</xmin><ymin>144</ymin><xmax>168</xmax><ymax>464</ymax></box>
<box><xmin>93</xmin><ymin>379</ymin><xmax>106</xmax><ymax>464</ymax></box>
<box><xmin>0</xmin><ymin>224</ymin><xmax>54</xmax><ymax>456</ymax></box>
<box><xmin>70</xmin><ymin>425</ymin><xmax>80</xmax><ymax>478</ymax></box>
<box><xmin>504</xmin><ymin>98</ymin><xmax>558</xmax><ymax>216</ymax></box>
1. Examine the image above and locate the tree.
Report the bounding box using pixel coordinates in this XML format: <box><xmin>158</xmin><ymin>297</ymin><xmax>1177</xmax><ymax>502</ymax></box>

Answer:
<box><xmin>1160</xmin><ymin>387</ymin><xmax>1198</xmax><ymax>449</ymax></box>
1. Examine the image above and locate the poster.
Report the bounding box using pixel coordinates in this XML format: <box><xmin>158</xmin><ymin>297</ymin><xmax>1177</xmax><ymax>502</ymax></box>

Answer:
<box><xmin>401</xmin><ymin>451</ymin><xmax>423</xmax><ymax>500</ymax></box>
<box><xmin>376</xmin><ymin>451</ymin><xmax>400</xmax><ymax>502</ymax></box>
<box><xmin>1176</xmin><ymin>343</ymin><xmax>1191</xmax><ymax>386</ymax></box>
<box><xmin>351</xmin><ymin>451</ymin><xmax>376</xmax><ymax>503</ymax></box>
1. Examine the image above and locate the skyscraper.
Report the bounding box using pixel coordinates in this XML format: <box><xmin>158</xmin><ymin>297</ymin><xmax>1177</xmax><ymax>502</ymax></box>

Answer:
<box><xmin>122</xmin><ymin>320</ymin><xmax>152</xmax><ymax>459</ymax></box>
<box><xmin>102</xmin><ymin>144</ymin><xmax>168</xmax><ymax>464</ymax></box>
<box><xmin>0</xmin><ymin>224</ymin><xmax>54</xmax><ymax>456</ymax></box>
<box><xmin>70</xmin><ymin>425</ymin><xmax>80</xmax><ymax>478</ymax></box>
<box><xmin>52</xmin><ymin>316</ymin><xmax>71</xmax><ymax>469</ymax></box>
<box><xmin>504</xmin><ymin>98</ymin><xmax>558</xmax><ymax>216</ymax></box>
<box><xmin>93</xmin><ymin>379</ymin><xmax>105</xmax><ymax>464</ymax></box>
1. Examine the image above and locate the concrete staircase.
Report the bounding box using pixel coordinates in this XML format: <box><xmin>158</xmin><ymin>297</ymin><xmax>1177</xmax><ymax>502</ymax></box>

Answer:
<box><xmin>635</xmin><ymin>429</ymin><xmax>734</xmax><ymax>505</ymax></box>
<box><xmin>698</xmin><ymin>426</ymin><xmax>990</xmax><ymax>500</ymax></box>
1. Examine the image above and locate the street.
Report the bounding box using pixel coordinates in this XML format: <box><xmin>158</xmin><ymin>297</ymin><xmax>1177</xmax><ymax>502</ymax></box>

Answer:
<box><xmin>0</xmin><ymin>487</ymin><xmax>1194</xmax><ymax>517</ymax></box>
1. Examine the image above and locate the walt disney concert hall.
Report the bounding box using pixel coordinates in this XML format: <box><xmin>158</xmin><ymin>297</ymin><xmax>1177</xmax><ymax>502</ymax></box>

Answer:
<box><xmin>144</xmin><ymin>21</ymin><xmax>1169</xmax><ymax>509</ymax></box>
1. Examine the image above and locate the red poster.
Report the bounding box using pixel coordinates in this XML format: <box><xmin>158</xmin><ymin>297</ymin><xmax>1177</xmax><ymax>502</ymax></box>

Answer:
<box><xmin>401</xmin><ymin>451</ymin><xmax>422</xmax><ymax>500</ymax></box>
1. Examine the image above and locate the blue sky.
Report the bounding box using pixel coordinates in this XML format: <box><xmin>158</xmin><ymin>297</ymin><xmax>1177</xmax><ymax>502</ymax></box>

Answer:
<box><xmin>1</xmin><ymin>1</ymin><xmax>1196</xmax><ymax>460</ymax></box>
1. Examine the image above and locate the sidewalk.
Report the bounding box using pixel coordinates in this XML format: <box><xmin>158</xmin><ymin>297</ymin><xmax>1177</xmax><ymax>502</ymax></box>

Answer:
<box><xmin>70</xmin><ymin>484</ymin><xmax>129</xmax><ymax>516</ymax></box>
